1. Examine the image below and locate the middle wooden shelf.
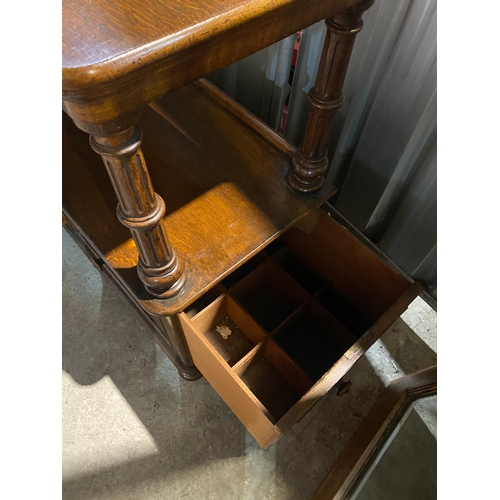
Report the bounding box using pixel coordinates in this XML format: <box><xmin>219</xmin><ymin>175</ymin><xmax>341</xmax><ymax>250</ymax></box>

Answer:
<box><xmin>62</xmin><ymin>79</ymin><xmax>336</xmax><ymax>316</ymax></box>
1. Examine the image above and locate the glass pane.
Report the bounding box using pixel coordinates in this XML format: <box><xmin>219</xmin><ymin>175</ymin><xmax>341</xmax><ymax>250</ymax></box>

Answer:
<box><xmin>351</xmin><ymin>395</ymin><xmax>437</xmax><ymax>500</ymax></box>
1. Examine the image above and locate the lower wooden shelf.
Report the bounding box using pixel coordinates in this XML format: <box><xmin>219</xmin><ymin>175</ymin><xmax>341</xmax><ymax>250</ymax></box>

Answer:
<box><xmin>180</xmin><ymin>209</ymin><xmax>422</xmax><ymax>448</ymax></box>
<box><xmin>62</xmin><ymin>79</ymin><xmax>335</xmax><ymax>316</ymax></box>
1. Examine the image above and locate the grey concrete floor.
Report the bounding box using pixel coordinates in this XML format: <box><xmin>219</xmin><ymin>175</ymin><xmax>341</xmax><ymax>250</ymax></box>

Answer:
<box><xmin>62</xmin><ymin>228</ymin><xmax>437</xmax><ymax>500</ymax></box>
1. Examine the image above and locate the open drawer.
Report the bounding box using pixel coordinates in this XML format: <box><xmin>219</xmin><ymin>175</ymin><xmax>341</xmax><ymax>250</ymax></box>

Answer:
<box><xmin>179</xmin><ymin>209</ymin><xmax>422</xmax><ymax>449</ymax></box>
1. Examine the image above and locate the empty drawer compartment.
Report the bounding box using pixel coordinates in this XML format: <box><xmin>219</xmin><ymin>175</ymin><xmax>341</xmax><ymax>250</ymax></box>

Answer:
<box><xmin>179</xmin><ymin>209</ymin><xmax>422</xmax><ymax>448</ymax></box>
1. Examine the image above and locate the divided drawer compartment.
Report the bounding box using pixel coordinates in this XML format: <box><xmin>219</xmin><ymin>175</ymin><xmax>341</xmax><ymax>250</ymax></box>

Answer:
<box><xmin>179</xmin><ymin>209</ymin><xmax>422</xmax><ymax>449</ymax></box>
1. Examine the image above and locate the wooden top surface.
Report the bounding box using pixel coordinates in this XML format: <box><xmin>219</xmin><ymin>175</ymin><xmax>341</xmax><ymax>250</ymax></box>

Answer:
<box><xmin>62</xmin><ymin>80</ymin><xmax>336</xmax><ymax>315</ymax></box>
<box><xmin>63</xmin><ymin>0</ymin><xmax>253</xmax><ymax>69</ymax></box>
<box><xmin>62</xmin><ymin>0</ymin><xmax>356</xmax><ymax>101</ymax></box>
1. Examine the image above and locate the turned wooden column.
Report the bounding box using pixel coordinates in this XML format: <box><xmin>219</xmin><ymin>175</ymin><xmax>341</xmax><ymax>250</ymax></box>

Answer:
<box><xmin>289</xmin><ymin>0</ymin><xmax>374</xmax><ymax>193</ymax></box>
<box><xmin>156</xmin><ymin>315</ymin><xmax>201</xmax><ymax>381</ymax></box>
<box><xmin>90</xmin><ymin>125</ymin><xmax>187</xmax><ymax>298</ymax></box>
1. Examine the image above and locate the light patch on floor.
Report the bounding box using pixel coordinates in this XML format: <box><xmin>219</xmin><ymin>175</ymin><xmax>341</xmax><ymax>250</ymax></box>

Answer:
<box><xmin>62</xmin><ymin>371</ymin><xmax>159</xmax><ymax>480</ymax></box>
<box><xmin>364</xmin><ymin>338</ymin><xmax>406</xmax><ymax>385</ymax></box>
<box><xmin>401</xmin><ymin>296</ymin><xmax>437</xmax><ymax>352</ymax></box>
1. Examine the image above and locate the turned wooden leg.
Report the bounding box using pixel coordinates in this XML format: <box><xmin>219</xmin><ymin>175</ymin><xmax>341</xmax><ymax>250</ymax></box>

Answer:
<box><xmin>90</xmin><ymin>125</ymin><xmax>187</xmax><ymax>298</ymax></box>
<box><xmin>155</xmin><ymin>315</ymin><xmax>201</xmax><ymax>381</ymax></box>
<box><xmin>289</xmin><ymin>0</ymin><xmax>374</xmax><ymax>193</ymax></box>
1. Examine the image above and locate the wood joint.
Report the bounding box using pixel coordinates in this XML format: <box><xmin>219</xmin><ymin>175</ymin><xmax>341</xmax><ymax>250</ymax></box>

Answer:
<box><xmin>325</xmin><ymin>17</ymin><xmax>364</xmax><ymax>35</ymax></box>
<box><xmin>90</xmin><ymin>126</ymin><xmax>142</xmax><ymax>157</ymax></box>
<box><xmin>117</xmin><ymin>193</ymin><xmax>166</xmax><ymax>231</ymax></box>
<box><xmin>308</xmin><ymin>92</ymin><xmax>345</xmax><ymax>112</ymax></box>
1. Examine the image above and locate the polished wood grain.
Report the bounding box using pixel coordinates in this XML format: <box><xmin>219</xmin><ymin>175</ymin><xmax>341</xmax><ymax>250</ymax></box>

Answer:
<box><xmin>62</xmin><ymin>79</ymin><xmax>336</xmax><ymax>315</ymax></box>
<box><xmin>90</xmin><ymin>125</ymin><xmax>187</xmax><ymax>298</ymax></box>
<box><xmin>62</xmin><ymin>0</ymin><xmax>362</xmax><ymax>130</ymax></box>
<box><xmin>311</xmin><ymin>366</ymin><xmax>437</xmax><ymax>500</ymax></box>
<box><xmin>290</xmin><ymin>0</ymin><xmax>375</xmax><ymax>192</ymax></box>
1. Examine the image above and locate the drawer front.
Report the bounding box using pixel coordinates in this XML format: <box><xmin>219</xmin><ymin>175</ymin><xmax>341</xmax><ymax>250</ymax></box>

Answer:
<box><xmin>179</xmin><ymin>301</ymin><xmax>283</xmax><ymax>449</ymax></box>
<box><xmin>180</xmin><ymin>209</ymin><xmax>422</xmax><ymax>447</ymax></box>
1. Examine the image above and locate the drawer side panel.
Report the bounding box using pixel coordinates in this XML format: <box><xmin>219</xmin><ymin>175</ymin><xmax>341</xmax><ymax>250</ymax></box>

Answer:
<box><xmin>179</xmin><ymin>313</ymin><xmax>282</xmax><ymax>449</ymax></box>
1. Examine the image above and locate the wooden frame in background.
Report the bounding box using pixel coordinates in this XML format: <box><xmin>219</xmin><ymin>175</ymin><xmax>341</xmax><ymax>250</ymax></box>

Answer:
<box><xmin>311</xmin><ymin>365</ymin><xmax>437</xmax><ymax>500</ymax></box>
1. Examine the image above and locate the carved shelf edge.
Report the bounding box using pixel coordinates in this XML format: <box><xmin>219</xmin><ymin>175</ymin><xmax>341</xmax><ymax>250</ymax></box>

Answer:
<box><xmin>62</xmin><ymin>79</ymin><xmax>337</xmax><ymax>316</ymax></box>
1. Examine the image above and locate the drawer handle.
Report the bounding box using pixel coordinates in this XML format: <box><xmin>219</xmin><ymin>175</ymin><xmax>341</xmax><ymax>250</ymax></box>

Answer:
<box><xmin>334</xmin><ymin>378</ymin><xmax>352</xmax><ymax>396</ymax></box>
